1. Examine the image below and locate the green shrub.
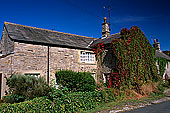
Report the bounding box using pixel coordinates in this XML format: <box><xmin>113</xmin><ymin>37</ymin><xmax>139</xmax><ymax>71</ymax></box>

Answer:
<box><xmin>158</xmin><ymin>82</ymin><xmax>165</xmax><ymax>94</ymax></box>
<box><xmin>55</xmin><ymin>70</ymin><xmax>96</xmax><ymax>92</ymax></box>
<box><xmin>0</xmin><ymin>87</ymin><xmax>133</xmax><ymax>112</ymax></box>
<box><xmin>4</xmin><ymin>74</ymin><xmax>51</xmax><ymax>103</ymax></box>
<box><xmin>48</xmin><ymin>87</ymin><xmax>104</xmax><ymax>112</ymax></box>
<box><xmin>102</xmin><ymin>88</ymin><xmax>117</xmax><ymax>102</ymax></box>
<box><xmin>3</xmin><ymin>94</ymin><xmax>24</xmax><ymax>103</ymax></box>
<box><xmin>0</xmin><ymin>97</ymin><xmax>55</xmax><ymax>113</ymax></box>
<box><xmin>0</xmin><ymin>89</ymin><xmax>104</xmax><ymax>113</ymax></box>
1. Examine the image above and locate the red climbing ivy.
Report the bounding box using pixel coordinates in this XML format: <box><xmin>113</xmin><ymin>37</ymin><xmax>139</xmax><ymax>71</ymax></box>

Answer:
<box><xmin>109</xmin><ymin>26</ymin><xmax>159</xmax><ymax>90</ymax></box>
<box><xmin>92</xmin><ymin>43</ymin><xmax>105</xmax><ymax>59</ymax></box>
<box><xmin>92</xmin><ymin>43</ymin><xmax>105</xmax><ymax>82</ymax></box>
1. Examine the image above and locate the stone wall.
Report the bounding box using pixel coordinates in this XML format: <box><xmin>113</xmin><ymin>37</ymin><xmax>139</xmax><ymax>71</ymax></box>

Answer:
<box><xmin>102</xmin><ymin>46</ymin><xmax>116</xmax><ymax>74</ymax></box>
<box><xmin>0</xmin><ymin>27</ymin><xmax>14</xmax><ymax>55</ymax></box>
<box><xmin>49</xmin><ymin>47</ymin><xmax>97</xmax><ymax>78</ymax></box>
<box><xmin>13</xmin><ymin>42</ymin><xmax>48</xmax><ymax>78</ymax></box>
<box><xmin>0</xmin><ymin>54</ymin><xmax>13</xmax><ymax>98</ymax></box>
<box><xmin>163</xmin><ymin>62</ymin><xmax>170</xmax><ymax>79</ymax></box>
<box><xmin>0</xmin><ymin>42</ymin><xmax>97</xmax><ymax>97</ymax></box>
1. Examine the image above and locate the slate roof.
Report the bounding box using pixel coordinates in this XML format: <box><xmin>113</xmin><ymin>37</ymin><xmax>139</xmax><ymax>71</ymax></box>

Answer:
<box><xmin>4</xmin><ymin>22</ymin><xmax>96</xmax><ymax>49</ymax></box>
<box><xmin>90</xmin><ymin>33</ymin><xmax>122</xmax><ymax>47</ymax></box>
<box><xmin>156</xmin><ymin>50</ymin><xmax>170</xmax><ymax>60</ymax></box>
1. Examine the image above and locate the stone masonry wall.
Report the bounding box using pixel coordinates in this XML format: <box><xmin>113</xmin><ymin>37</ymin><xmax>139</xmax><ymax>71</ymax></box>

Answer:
<box><xmin>49</xmin><ymin>46</ymin><xmax>97</xmax><ymax>79</ymax></box>
<box><xmin>13</xmin><ymin>42</ymin><xmax>48</xmax><ymax>78</ymax></box>
<box><xmin>0</xmin><ymin>42</ymin><xmax>97</xmax><ymax>97</ymax></box>
<box><xmin>102</xmin><ymin>47</ymin><xmax>116</xmax><ymax>74</ymax></box>
<box><xmin>0</xmin><ymin>54</ymin><xmax>14</xmax><ymax>98</ymax></box>
<box><xmin>0</xmin><ymin>27</ymin><xmax>14</xmax><ymax>55</ymax></box>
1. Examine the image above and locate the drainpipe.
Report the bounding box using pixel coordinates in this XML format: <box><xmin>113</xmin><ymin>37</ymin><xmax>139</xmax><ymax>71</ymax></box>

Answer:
<box><xmin>47</xmin><ymin>46</ymin><xmax>50</xmax><ymax>84</ymax></box>
<box><xmin>10</xmin><ymin>51</ymin><xmax>14</xmax><ymax>76</ymax></box>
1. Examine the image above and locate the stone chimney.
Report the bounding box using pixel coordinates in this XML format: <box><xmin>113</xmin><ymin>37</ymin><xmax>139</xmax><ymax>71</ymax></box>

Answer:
<box><xmin>102</xmin><ymin>17</ymin><xmax>110</xmax><ymax>39</ymax></box>
<box><xmin>153</xmin><ymin>39</ymin><xmax>160</xmax><ymax>50</ymax></box>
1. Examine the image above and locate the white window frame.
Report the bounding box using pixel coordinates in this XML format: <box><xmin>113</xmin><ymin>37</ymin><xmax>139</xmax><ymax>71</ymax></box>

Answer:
<box><xmin>24</xmin><ymin>73</ymin><xmax>40</xmax><ymax>78</ymax></box>
<box><xmin>80</xmin><ymin>51</ymin><xmax>95</xmax><ymax>63</ymax></box>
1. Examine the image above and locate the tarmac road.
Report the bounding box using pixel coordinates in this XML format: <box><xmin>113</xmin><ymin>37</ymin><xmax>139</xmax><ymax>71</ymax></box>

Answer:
<box><xmin>122</xmin><ymin>100</ymin><xmax>170</xmax><ymax>113</ymax></box>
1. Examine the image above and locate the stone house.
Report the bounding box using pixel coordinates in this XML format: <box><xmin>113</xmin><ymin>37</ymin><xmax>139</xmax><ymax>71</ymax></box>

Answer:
<box><xmin>153</xmin><ymin>39</ymin><xmax>170</xmax><ymax>81</ymax></box>
<box><xmin>0</xmin><ymin>22</ymin><xmax>100</xmax><ymax>98</ymax></box>
<box><xmin>0</xmin><ymin>17</ymin><xmax>118</xmax><ymax>98</ymax></box>
<box><xmin>1</xmin><ymin>17</ymin><xmax>169</xmax><ymax>98</ymax></box>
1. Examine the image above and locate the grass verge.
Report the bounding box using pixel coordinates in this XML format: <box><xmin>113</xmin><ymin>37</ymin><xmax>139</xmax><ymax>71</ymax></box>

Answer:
<box><xmin>83</xmin><ymin>94</ymin><xmax>165</xmax><ymax>113</ymax></box>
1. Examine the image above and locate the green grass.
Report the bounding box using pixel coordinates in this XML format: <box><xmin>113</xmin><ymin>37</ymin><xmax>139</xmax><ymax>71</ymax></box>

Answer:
<box><xmin>82</xmin><ymin>94</ymin><xmax>165</xmax><ymax>113</ymax></box>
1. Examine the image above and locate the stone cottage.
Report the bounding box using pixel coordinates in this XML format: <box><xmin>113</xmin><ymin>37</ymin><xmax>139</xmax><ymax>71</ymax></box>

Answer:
<box><xmin>0</xmin><ymin>17</ymin><xmax>119</xmax><ymax>98</ymax></box>
<box><xmin>153</xmin><ymin>39</ymin><xmax>170</xmax><ymax>81</ymax></box>
<box><xmin>0</xmin><ymin>22</ymin><xmax>100</xmax><ymax>98</ymax></box>
<box><xmin>1</xmin><ymin>17</ymin><xmax>169</xmax><ymax>98</ymax></box>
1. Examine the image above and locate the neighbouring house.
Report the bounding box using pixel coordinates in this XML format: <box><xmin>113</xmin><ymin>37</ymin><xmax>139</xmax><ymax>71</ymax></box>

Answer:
<box><xmin>153</xmin><ymin>39</ymin><xmax>170</xmax><ymax>81</ymax></box>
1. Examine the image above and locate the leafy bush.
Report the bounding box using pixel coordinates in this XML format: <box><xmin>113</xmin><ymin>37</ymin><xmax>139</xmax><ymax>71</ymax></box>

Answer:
<box><xmin>55</xmin><ymin>70</ymin><xmax>96</xmax><ymax>92</ymax></box>
<box><xmin>0</xmin><ymin>97</ymin><xmax>55</xmax><ymax>113</ymax></box>
<box><xmin>3</xmin><ymin>94</ymin><xmax>24</xmax><ymax>103</ymax></box>
<box><xmin>2</xmin><ymin>85</ymin><xmax>162</xmax><ymax>113</ymax></box>
<box><xmin>4</xmin><ymin>74</ymin><xmax>51</xmax><ymax>103</ymax></box>
<box><xmin>0</xmin><ymin>88</ymin><xmax>104</xmax><ymax>113</ymax></box>
<box><xmin>49</xmin><ymin>87</ymin><xmax>104</xmax><ymax>112</ymax></box>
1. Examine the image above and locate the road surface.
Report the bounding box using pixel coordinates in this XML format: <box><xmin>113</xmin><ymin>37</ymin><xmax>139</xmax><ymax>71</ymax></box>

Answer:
<box><xmin>123</xmin><ymin>100</ymin><xmax>170</xmax><ymax>113</ymax></box>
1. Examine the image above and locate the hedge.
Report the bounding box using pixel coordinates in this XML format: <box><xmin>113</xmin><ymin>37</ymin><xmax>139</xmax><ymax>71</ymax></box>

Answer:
<box><xmin>0</xmin><ymin>90</ymin><xmax>104</xmax><ymax>113</ymax></box>
<box><xmin>0</xmin><ymin>97</ymin><xmax>55</xmax><ymax>113</ymax></box>
<box><xmin>55</xmin><ymin>70</ymin><xmax>96</xmax><ymax>92</ymax></box>
<box><xmin>0</xmin><ymin>87</ymin><xmax>148</xmax><ymax>112</ymax></box>
<box><xmin>49</xmin><ymin>88</ymin><xmax>104</xmax><ymax>112</ymax></box>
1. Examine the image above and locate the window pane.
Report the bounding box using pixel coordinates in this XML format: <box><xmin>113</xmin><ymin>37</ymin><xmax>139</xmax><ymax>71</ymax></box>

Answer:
<box><xmin>24</xmin><ymin>73</ymin><xmax>40</xmax><ymax>78</ymax></box>
<box><xmin>80</xmin><ymin>51</ymin><xmax>95</xmax><ymax>63</ymax></box>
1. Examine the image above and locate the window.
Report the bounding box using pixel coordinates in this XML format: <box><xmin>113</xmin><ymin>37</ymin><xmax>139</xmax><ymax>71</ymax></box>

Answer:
<box><xmin>24</xmin><ymin>73</ymin><xmax>40</xmax><ymax>78</ymax></box>
<box><xmin>80</xmin><ymin>51</ymin><xmax>95</xmax><ymax>63</ymax></box>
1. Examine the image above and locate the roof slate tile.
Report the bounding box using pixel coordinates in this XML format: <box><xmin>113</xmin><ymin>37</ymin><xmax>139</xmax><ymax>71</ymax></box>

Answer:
<box><xmin>4</xmin><ymin>22</ymin><xmax>96</xmax><ymax>49</ymax></box>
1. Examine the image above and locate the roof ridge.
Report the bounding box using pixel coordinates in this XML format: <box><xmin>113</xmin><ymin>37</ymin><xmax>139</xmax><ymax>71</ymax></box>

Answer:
<box><xmin>111</xmin><ymin>33</ymin><xmax>120</xmax><ymax>36</ymax></box>
<box><xmin>4</xmin><ymin>21</ymin><xmax>96</xmax><ymax>39</ymax></box>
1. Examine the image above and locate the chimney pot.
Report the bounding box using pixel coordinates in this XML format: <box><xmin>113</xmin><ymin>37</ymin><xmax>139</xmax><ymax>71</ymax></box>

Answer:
<box><xmin>153</xmin><ymin>39</ymin><xmax>160</xmax><ymax>51</ymax></box>
<box><xmin>102</xmin><ymin>17</ymin><xmax>110</xmax><ymax>38</ymax></box>
<box><xmin>104</xmin><ymin>17</ymin><xmax>107</xmax><ymax>23</ymax></box>
<box><xmin>154</xmin><ymin>39</ymin><xmax>156</xmax><ymax>43</ymax></box>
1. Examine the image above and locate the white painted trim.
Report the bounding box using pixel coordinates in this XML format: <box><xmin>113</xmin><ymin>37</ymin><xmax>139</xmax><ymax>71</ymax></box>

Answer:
<box><xmin>79</xmin><ymin>50</ymin><xmax>96</xmax><ymax>64</ymax></box>
<box><xmin>21</xmin><ymin>70</ymin><xmax>43</xmax><ymax>77</ymax></box>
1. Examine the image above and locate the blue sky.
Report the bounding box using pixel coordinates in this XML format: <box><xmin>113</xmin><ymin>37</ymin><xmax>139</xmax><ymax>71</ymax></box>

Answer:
<box><xmin>0</xmin><ymin>0</ymin><xmax>170</xmax><ymax>50</ymax></box>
